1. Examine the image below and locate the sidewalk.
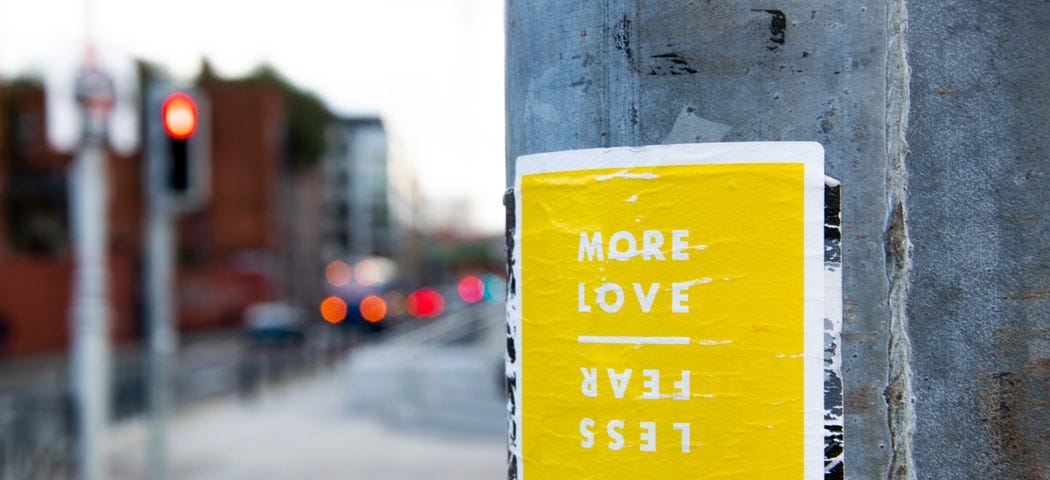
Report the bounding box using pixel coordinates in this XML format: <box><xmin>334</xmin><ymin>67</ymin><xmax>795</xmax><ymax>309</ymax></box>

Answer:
<box><xmin>108</xmin><ymin>361</ymin><xmax>507</xmax><ymax>480</ymax></box>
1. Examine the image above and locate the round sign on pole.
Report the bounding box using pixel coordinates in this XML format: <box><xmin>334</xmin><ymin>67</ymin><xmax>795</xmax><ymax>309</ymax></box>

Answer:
<box><xmin>74</xmin><ymin>46</ymin><xmax>116</xmax><ymax>116</ymax></box>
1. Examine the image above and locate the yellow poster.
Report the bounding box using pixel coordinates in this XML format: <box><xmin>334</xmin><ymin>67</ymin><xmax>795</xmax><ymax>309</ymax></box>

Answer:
<box><xmin>510</xmin><ymin>143</ymin><xmax>824</xmax><ymax>479</ymax></box>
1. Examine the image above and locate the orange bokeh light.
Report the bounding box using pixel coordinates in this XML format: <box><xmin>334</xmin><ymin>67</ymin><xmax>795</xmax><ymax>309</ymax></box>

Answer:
<box><xmin>162</xmin><ymin>92</ymin><xmax>198</xmax><ymax>139</ymax></box>
<box><xmin>359</xmin><ymin>295</ymin><xmax>387</xmax><ymax>323</ymax></box>
<box><xmin>325</xmin><ymin>260</ymin><xmax>352</xmax><ymax>287</ymax></box>
<box><xmin>320</xmin><ymin>296</ymin><xmax>347</xmax><ymax>323</ymax></box>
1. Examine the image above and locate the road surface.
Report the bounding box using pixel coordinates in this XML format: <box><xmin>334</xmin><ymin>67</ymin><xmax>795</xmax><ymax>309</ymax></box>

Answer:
<box><xmin>109</xmin><ymin>361</ymin><xmax>506</xmax><ymax>480</ymax></box>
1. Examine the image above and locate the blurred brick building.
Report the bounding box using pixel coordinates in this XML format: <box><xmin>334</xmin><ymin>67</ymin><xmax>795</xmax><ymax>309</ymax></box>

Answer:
<box><xmin>174</xmin><ymin>80</ymin><xmax>288</xmax><ymax>330</ymax></box>
<box><xmin>0</xmin><ymin>78</ymin><xmax>308</xmax><ymax>356</ymax></box>
<box><xmin>0</xmin><ymin>81</ymin><xmax>139</xmax><ymax>355</ymax></box>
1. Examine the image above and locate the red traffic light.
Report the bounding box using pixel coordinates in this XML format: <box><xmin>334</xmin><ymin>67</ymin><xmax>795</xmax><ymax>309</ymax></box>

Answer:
<box><xmin>162</xmin><ymin>92</ymin><xmax>198</xmax><ymax>139</ymax></box>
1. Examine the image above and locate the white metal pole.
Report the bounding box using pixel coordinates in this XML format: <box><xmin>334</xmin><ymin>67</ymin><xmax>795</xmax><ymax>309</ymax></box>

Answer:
<box><xmin>70</xmin><ymin>106</ymin><xmax>112</xmax><ymax>480</ymax></box>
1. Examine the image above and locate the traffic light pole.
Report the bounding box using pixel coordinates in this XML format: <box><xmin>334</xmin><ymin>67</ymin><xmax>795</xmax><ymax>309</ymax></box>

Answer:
<box><xmin>143</xmin><ymin>83</ymin><xmax>175</xmax><ymax>480</ymax></box>
<box><xmin>145</xmin><ymin>201</ymin><xmax>176</xmax><ymax>480</ymax></box>
<box><xmin>143</xmin><ymin>84</ymin><xmax>206</xmax><ymax>480</ymax></box>
<box><xmin>143</xmin><ymin>86</ymin><xmax>176</xmax><ymax>480</ymax></box>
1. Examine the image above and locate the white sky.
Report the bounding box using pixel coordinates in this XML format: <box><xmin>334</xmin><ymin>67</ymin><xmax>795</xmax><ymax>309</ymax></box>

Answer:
<box><xmin>0</xmin><ymin>0</ymin><xmax>506</xmax><ymax>234</ymax></box>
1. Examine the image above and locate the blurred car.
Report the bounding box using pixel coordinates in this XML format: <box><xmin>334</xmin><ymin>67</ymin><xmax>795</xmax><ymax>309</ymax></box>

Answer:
<box><xmin>243</xmin><ymin>302</ymin><xmax>306</xmax><ymax>344</ymax></box>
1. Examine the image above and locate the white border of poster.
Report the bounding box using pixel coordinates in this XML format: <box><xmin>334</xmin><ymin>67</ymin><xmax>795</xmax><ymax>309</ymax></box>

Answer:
<box><xmin>510</xmin><ymin>142</ymin><xmax>825</xmax><ymax>479</ymax></box>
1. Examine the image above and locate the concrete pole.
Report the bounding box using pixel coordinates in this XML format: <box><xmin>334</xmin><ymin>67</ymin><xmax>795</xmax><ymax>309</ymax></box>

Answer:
<box><xmin>69</xmin><ymin>95</ymin><xmax>112</xmax><ymax>480</ymax></box>
<box><xmin>506</xmin><ymin>1</ymin><xmax>1048</xmax><ymax>478</ymax></box>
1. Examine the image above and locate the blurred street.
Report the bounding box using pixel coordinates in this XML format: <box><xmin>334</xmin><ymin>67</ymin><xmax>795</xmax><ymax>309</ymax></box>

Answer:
<box><xmin>0</xmin><ymin>301</ymin><xmax>507</xmax><ymax>479</ymax></box>
<box><xmin>110</xmin><ymin>302</ymin><xmax>506</xmax><ymax>479</ymax></box>
<box><xmin>108</xmin><ymin>357</ymin><xmax>505</xmax><ymax>480</ymax></box>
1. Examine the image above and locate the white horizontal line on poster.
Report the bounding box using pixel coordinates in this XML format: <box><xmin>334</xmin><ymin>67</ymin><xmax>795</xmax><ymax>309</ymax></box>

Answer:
<box><xmin>577</xmin><ymin>335</ymin><xmax>691</xmax><ymax>345</ymax></box>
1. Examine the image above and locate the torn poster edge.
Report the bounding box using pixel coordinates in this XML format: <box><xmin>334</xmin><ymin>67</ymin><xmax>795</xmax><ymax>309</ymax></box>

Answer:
<box><xmin>824</xmin><ymin>177</ymin><xmax>844</xmax><ymax>479</ymax></box>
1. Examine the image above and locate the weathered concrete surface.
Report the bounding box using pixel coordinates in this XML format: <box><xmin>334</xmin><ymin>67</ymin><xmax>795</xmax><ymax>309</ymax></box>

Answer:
<box><xmin>905</xmin><ymin>2</ymin><xmax>1050</xmax><ymax>478</ymax></box>
<box><xmin>506</xmin><ymin>1</ymin><xmax>1048</xmax><ymax>478</ymax></box>
<box><xmin>508</xmin><ymin>1</ymin><xmax>894</xmax><ymax>478</ymax></box>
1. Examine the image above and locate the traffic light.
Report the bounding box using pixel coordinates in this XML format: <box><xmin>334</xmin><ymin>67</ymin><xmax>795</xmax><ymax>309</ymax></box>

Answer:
<box><xmin>146</xmin><ymin>83</ymin><xmax>209</xmax><ymax>211</ymax></box>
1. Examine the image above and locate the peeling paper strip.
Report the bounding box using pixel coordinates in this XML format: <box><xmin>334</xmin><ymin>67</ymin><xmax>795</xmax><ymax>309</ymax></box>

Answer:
<box><xmin>595</xmin><ymin>170</ymin><xmax>660</xmax><ymax>181</ymax></box>
<box><xmin>696</xmin><ymin>339</ymin><xmax>733</xmax><ymax>346</ymax></box>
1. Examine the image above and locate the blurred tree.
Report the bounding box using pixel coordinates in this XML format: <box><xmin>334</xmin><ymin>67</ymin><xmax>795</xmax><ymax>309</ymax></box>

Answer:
<box><xmin>196</xmin><ymin>58</ymin><xmax>220</xmax><ymax>85</ymax></box>
<box><xmin>136</xmin><ymin>59</ymin><xmax>170</xmax><ymax>92</ymax></box>
<box><xmin>209</xmin><ymin>64</ymin><xmax>332</xmax><ymax>171</ymax></box>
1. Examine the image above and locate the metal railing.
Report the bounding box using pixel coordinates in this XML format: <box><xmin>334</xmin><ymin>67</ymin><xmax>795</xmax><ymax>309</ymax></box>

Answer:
<box><xmin>0</xmin><ymin>328</ymin><xmax>356</xmax><ymax>479</ymax></box>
